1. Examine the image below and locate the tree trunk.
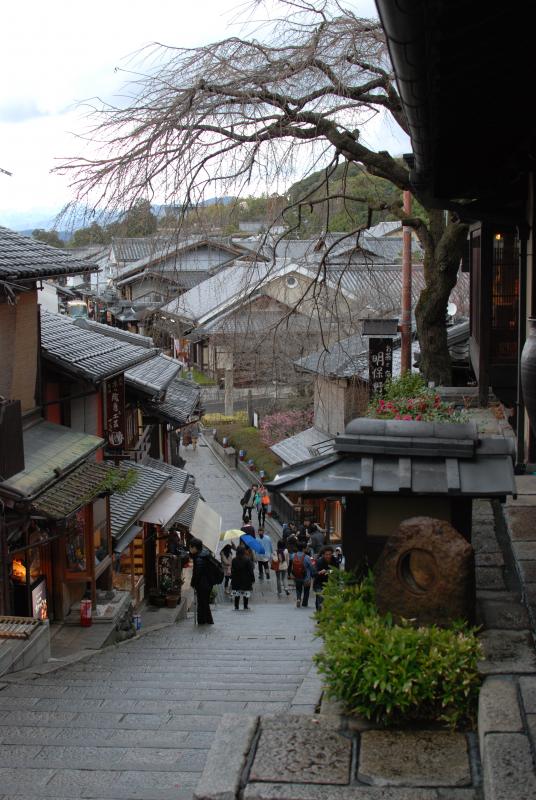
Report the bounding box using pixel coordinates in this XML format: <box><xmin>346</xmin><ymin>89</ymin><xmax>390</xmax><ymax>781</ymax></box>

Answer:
<box><xmin>415</xmin><ymin>214</ymin><xmax>469</xmax><ymax>385</ymax></box>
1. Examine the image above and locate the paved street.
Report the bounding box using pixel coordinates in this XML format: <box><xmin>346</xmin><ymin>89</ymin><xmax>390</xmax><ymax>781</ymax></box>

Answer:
<box><xmin>180</xmin><ymin>435</ymin><xmax>258</xmax><ymax>533</ymax></box>
<box><xmin>0</xmin><ymin>437</ymin><xmax>318</xmax><ymax>800</ymax></box>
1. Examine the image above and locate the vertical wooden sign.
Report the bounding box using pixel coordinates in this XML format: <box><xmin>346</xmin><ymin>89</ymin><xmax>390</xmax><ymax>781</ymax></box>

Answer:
<box><xmin>105</xmin><ymin>374</ymin><xmax>125</xmax><ymax>449</ymax></box>
<box><xmin>368</xmin><ymin>337</ymin><xmax>394</xmax><ymax>398</ymax></box>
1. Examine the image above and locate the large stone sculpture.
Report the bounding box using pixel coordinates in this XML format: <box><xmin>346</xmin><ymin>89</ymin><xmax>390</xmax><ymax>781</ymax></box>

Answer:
<box><xmin>374</xmin><ymin>516</ymin><xmax>475</xmax><ymax>625</ymax></box>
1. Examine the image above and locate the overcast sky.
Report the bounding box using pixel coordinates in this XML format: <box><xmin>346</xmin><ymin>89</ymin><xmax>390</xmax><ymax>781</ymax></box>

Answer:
<box><xmin>0</xmin><ymin>0</ymin><xmax>409</xmax><ymax>229</ymax></box>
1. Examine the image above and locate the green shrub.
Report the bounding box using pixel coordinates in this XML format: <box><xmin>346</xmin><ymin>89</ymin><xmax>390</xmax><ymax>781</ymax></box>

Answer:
<box><xmin>314</xmin><ymin>572</ymin><xmax>482</xmax><ymax>729</ymax></box>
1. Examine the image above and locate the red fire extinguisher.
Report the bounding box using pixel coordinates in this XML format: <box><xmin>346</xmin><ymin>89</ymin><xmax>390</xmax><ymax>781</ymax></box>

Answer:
<box><xmin>80</xmin><ymin>597</ymin><xmax>92</xmax><ymax>627</ymax></box>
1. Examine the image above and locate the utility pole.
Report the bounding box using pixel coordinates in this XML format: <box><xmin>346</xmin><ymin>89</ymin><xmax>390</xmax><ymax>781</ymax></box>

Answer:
<box><xmin>400</xmin><ymin>190</ymin><xmax>412</xmax><ymax>373</ymax></box>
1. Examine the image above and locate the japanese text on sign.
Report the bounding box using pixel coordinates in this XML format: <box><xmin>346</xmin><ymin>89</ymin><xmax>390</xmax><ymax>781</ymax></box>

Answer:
<box><xmin>369</xmin><ymin>337</ymin><xmax>394</xmax><ymax>398</ymax></box>
<box><xmin>105</xmin><ymin>374</ymin><xmax>125</xmax><ymax>448</ymax></box>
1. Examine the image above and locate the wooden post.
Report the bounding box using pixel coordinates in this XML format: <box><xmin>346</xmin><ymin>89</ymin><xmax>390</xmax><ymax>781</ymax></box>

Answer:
<box><xmin>129</xmin><ymin>542</ymin><xmax>135</xmax><ymax>599</ymax></box>
<box><xmin>401</xmin><ymin>190</ymin><xmax>412</xmax><ymax>373</ymax></box>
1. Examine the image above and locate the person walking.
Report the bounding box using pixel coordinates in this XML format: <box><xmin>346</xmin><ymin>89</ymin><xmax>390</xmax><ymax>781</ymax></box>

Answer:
<box><xmin>256</xmin><ymin>486</ymin><xmax>271</xmax><ymax>528</ymax></box>
<box><xmin>309</xmin><ymin>525</ymin><xmax>326</xmax><ymax>556</ymax></box>
<box><xmin>313</xmin><ymin>545</ymin><xmax>339</xmax><ymax>611</ymax></box>
<box><xmin>189</xmin><ymin>537</ymin><xmax>215</xmax><ymax>625</ymax></box>
<box><xmin>257</xmin><ymin>528</ymin><xmax>272</xmax><ymax>580</ymax></box>
<box><xmin>189</xmin><ymin>420</ymin><xmax>200</xmax><ymax>452</ymax></box>
<box><xmin>220</xmin><ymin>544</ymin><xmax>233</xmax><ymax>594</ymax></box>
<box><xmin>286</xmin><ymin>529</ymin><xmax>299</xmax><ymax>581</ymax></box>
<box><xmin>240</xmin><ymin>484</ymin><xmax>258</xmax><ymax>524</ymax></box>
<box><xmin>290</xmin><ymin>542</ymin><xmax>314</xmax><ymax>608</ymax></box>
<box><xmin>273</xmin><ymin>539</ymin><xmax>290</xmax><ymax>597</ymax></box>
<box><xmin>231</xmin><ymin>544</ymin><xmax>255</xmax><ymax>610</ymax></box>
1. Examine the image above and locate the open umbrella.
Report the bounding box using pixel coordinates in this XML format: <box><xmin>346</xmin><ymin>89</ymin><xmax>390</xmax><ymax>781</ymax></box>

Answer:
<box><xmin>240</xmin><ymin>533</ymin><xmax>265</xmax><ymax>555</ymax></box>
<box><xmin>220</xmin><ymin>529</ymin><xmax>243</xmax><ymax>541</ymax></box>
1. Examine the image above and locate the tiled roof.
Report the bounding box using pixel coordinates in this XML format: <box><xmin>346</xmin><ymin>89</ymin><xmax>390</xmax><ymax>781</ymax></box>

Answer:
<box><xmin>125</xmin><ymin>354</ymin><xmax>181</xmax><ymax>397</ymax></box>
<box><xmin>0</xmin><ymin>420</ymin><xmax>103</xmax><ymax>500</ymax></box>
<box><xmin>268</xmin><ymin>419</ymin><xmax>516</xmax><ymax>497</ymax></box>
<box><xmin>172</xmin><ymin>486</ymin><xmax>201</xmax><ymax>529</ymax></box>
<box><xmin>108</xmin><ymin>461</ymin><xmax>170</xmax><ymax>537</ymax></box>
<box><xmin>144</xmin><ymin>457</ymin><xmax>191</xmax><ymax>493</ymax></box>
<box><xmin>32</xmin><ymin>462</ymin><xmax>114</xmax><ymax>518</ymax></box>
<box><xmin>294</xmin><ymin>332</ymin><xmax>368</xmax><ymax>378</ymax></box>
<box><xmin>270</xmin><ymin>426</ymin><xmax>334</xmax><ymax>466</ymax></box>
<box><xmin>41</xmin><ymin>310</ymin><xmax>155</xmax><ymax>382</ymax></box>
<box><xmin>143</xmin><ymin>456</ymin><xmax>200</xmax><ymax>529</ymax></box>
<box><xmin>0</xmin><ymin>227</ymin><xmax>97</xmax><ymax>281</ymax></box>
<box><xmin>74</xmin><ymin>318</ymin><xmax>154</xmax><ymax>348</ymax></box>
<box><xmin>147</xmin><ymin>377</ymin><xmax>201</xmax><ymax>426</ymax></box>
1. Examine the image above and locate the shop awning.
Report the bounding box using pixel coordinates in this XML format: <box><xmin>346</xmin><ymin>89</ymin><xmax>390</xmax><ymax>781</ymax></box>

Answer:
<box><xmin>113</xmin><ymin>524</ymin><xmax>143</xmax><ymax>555</ymax></box>
<box><xmin>138</xmin><ymin>488</ymin><xmax>190</xmax><ymax>527</ymax></box>
<box><xmin>190</xmin><ymin>500</ymin><xmax>221</xmax><ymax>554</ymax></box>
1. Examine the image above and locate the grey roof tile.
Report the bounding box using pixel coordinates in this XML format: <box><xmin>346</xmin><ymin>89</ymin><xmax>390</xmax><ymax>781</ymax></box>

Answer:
<box><xmin>125</xmin><ymin>354</ymin><xmax>181</xmax><ymax>397</ymax></box>
<box><xmin>0</xmin><ymin>226</ymin><xmax>97</xmax><ymax>280</ymax></box>
<box><xmin>41</xmin><ymin>310</ymin><xmax>155</xmax><ymax>382</ymax></box>
<box><xmin>270</xmin><ymin>427</ymin><xmax>334</xmax><ymax>466</ymax></box>
<box><xmin>108</xmin><ymin>461</ymin><xmax>170</xmax><ymax>537</ymax></box>
<box><xmin>74</xmin><ymin>318</ymin><xmax>155</xmax><ymax>348</ymax></box>
<box><xmin>147</xmin><ymin>377</ymin><xmax>201</xmax><ymax>426</ymax></box>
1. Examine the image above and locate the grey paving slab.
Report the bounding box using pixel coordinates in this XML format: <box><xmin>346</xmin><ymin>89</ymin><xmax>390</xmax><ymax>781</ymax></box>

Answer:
<box><xmin>478</xmin><ymin>630</ymin><xmax>536</xmax><ymax>674</ymax></box>
<box><xmin>358</xmin><ymin>731</ymin><xmax>471</xmax><ymax>788</ymax></box>
<box><xmin>482</xmin><ymin>732</ymin><xmax>536</xmax><ymax>800</ymax></box>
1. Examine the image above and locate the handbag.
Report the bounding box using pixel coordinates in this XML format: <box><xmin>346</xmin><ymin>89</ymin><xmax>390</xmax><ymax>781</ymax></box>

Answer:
<box><xmin>271</xmin><ymin>557</ymin><xmax>280</xmax><ymax>571</ymax></box>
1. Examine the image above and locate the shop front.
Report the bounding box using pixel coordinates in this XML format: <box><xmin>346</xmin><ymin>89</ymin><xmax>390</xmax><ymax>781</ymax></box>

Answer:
<box><xmin>0</xmin><ymin>421</ymin><xmax>106</xmax><ymax>620</ymax></box>
<box><xmin>6</xmin><ymin>462</ymin><xmax>117</xmax><ymax>621</ymax></box>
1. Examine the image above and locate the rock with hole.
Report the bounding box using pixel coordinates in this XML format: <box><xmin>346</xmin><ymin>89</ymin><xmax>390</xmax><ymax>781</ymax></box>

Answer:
<box><xmin>374</xmin><ymin>516</ymin><xmax>475</xmax><ymax>625</ymax></box>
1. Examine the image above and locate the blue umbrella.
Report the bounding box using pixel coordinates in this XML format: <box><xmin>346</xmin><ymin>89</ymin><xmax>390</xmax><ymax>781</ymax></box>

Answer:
<box><xmin>240</xmin><ymin>534</ymin><xmax>265</xmax><ymax>555</ymax></box>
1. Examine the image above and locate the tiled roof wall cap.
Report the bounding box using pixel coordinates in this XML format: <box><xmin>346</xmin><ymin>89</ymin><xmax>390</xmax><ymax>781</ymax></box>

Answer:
<box><xmin>344</xmin><ymin>418</ymin><xmax>479</xmax><ymax>440</ymax></box>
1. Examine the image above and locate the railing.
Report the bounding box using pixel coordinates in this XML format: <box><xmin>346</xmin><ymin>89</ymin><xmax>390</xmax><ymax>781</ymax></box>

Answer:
<box><xmin>269</xmin><ymin>489</ymin><xmax>301</xmax><ymax>527</ymax></box>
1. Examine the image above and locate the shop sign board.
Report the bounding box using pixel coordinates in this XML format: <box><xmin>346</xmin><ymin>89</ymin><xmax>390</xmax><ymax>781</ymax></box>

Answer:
<box><xmin>105</xmin><ymin>374</ymin><xmax>125</xmax><ymax>449</ymax></box>
<box><xmin>369</xmin><ymin>337</ymin><xmax>394</xmax><ymax>398</ymax></box>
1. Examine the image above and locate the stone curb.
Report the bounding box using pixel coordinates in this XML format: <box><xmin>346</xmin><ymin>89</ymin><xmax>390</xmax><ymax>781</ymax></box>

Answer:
<box><xmin>194</xmin><ymin>713</ymin><xmax>259</xmax><ymax>800</ymax></box>
<box><xmin>482</xmin><ymin>732</ymin><xmax>536</xmax><ymax>799</ymax></box>
<box><xmin>289</xmin><ymin>663</ymin><xmax>323</xmax><ymax>714</ymax></box>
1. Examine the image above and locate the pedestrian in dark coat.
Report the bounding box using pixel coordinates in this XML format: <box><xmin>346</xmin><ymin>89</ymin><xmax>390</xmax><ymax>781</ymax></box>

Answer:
<box><xmin>231</xmin><ymin>545</ymin><xmax>255</xmax><ymax>610</ymax></box>
<box><xmin>189</xmin><ymin>537</ymin><xmax>214</xmax><ymax>625</ymax></box>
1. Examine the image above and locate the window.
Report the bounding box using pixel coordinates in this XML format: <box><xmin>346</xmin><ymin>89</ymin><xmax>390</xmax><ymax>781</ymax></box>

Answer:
<box><xmin>286</xmin><ymin>275</ymin><xmax>298</xmax><ymax>288</ymax></box>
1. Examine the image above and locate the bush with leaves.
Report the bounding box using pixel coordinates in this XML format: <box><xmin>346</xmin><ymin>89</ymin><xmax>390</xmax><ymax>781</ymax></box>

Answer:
<box><xmin>314</xmin><ymin>572</ymin><xmax>482</xmax><ymax>729</ymax></box>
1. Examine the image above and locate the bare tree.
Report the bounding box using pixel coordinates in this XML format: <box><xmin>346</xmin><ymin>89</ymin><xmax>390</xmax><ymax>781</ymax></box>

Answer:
<box><xmin>60</xmin><ymin>0</ymin><xmax>468</xmax><ymax>384</ymax></box>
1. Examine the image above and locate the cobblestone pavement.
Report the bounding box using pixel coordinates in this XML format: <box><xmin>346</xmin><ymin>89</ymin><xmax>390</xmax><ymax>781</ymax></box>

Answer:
<box><xmin>0</xmin><ymin>438</ymin><xmax>318</xmax><ymax>800</ymax></box>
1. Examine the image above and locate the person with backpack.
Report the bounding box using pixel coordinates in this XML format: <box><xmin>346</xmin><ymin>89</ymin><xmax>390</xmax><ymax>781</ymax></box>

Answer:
<box><xmin>231</xmin><ymin>544</ymin><xmax>255</xmax><ymax>610</ymax></box>
<box><xmin>189</xmin><ymin>537</ymin><xmax>222</xmax><ymax>625</ymax></box>
<box><xmin>290</xmin><ymin>542</ymin><xmax>315</xmax><ymax>608</ymax></box>
<box><xmin>273</xmin><ymin>539</ymin><xmax>290</xmax><ymax>597</ymax></box>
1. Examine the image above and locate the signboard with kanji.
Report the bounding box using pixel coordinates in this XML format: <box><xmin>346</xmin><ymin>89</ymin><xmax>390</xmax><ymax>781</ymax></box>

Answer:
<box><xmin>369</xmin><ymin>337</ymin><xmax>394</xmax><ymax>398</ymax></box>
<box><xmin>105</xmin><ymin>374</ymin><xmax>125</xmax><ymax>449</ymax></box>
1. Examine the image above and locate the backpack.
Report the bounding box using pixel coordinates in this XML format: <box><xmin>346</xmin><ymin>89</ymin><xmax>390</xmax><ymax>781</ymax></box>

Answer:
<box><xmin>205</xmin><ymin>553</ymin><xmax>224</xmax><ymax>585</ymax></box>
<box><xmin>292</xmin><ymin>552</ymin><xmax>307</xmax><ymax>580</ymax></box>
